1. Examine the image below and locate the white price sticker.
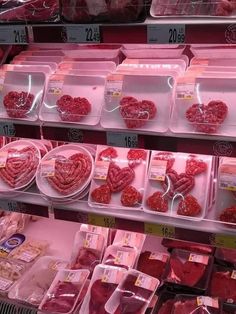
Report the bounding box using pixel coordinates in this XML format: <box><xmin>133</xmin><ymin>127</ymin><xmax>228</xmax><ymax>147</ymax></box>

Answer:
<box><xmin>107</xmin><ymin>132</ymin><xmax>138</xmax><ymax>148</ymax></box>
<box><xmin>147</xmin><ymin>24</ymin><xmax>185</xmax><ymax>44</ymax></box>
<box><xmin>0</xmin><ymin>123</ymin><xmax>16</xmax><ymax>137</ymax></box>
<box><xmin>0</xmin><ymin>26</ymin><xmax>27</xmax><ymax>44</ymax></box>
<box><xmin>66</xmin><ymin>25</ymin><xmax>100</xmax><ymax>43</ymax></box>
<box><xmin>176</xmin><ymin>83</ymin><xmax>195</xmax><ymax>100</ymax></box>
<box><xmin>0</xmin><ymin>200</ymin><xmax>19</xmax><ymax>212</ymax></box>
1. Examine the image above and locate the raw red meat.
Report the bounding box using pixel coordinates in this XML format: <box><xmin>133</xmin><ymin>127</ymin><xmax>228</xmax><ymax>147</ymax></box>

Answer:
<box><xmin>185</xmin><ymin>100</ymin><xmax>228</xmax><ymax>133</ymax></box>
<box><xmin>98</xmin><ymin>147</ymin><xmax>118</xmax><ymax>161</ymax></box>
<box><xmin>107</xmin><ymin>163</ymin><xmax>135</xmax><ymax>192</ymax></box>
<box><xmin>216</xmin><ymin>248</ymin><xmax>236</xmax><ymax>265</ymax></box>
<box><xmin>72</xmin><ymin>247</ymin><xmax>100</xmax><ymax>272</ymax></box>
<box><xmin>103</xmin><ymin>254</ymin><xmax>129</xmax><ymax>270</ymax></box>
<box><xmin>154</xmin><ymin>152</ymin><xmax>175</xmax><ymax>170</ymax></box>
<box><xmin>146</xmin><ymin>191</ymin><xmax>168</xmax><ymax>212</ymax></box>
<box><xmin>210</xmin><ymin>271</ymin><xmax>236</xmax><ymax>302</ymax></box>
<box><xmin>56</xmin><ymin>95</ymin><xmax>91</xmax><ymax>122</ymax></box>
<box><xmin>0</xmin><ymin>146</ymin><xmax>39</xmax><ymax>188</ymax></box>
<box><xmin>121</xmin><ymin>186</ymin><xmax>142</xmax><ymax>207</ymax></box>
<box><xmin>185</xmin><ymin>155</ymin><xmax>207</xmax><ymax>176</ymax></box>
<box><xmin>168</xmin><ymin>256</ymin><xmax>206</xmax><ymax>287</ymax></box>
<box><xmin>120</xmin><ymin>96</ymin><xmax>157</xmax><ymax>129</ymax></box>
<box><xmin>137</xmin><ymin>251</ymin><xmax>167</xmax><ymax>279</ymax></box>
<box><xmin>3</xmin><ymin>91</ymin><xmax>34</xmax><ymax>118</ymax></box>
<box><xmin>91</xmin><ymin>184</ymin><xmax>111</xmax><ymax>204</ymax></box>
<box><xmin>127</xmin><ymin>149</ymin><xmax>147</xmax><ymax>167</ymax></box>
<box><xmin>61</xmin><ymin>0</ymin><xmax>92</xmax><ymax>22</ymax></box>
<box><xmin>161</xmin><ymin>170</ymin><xmax>195</xmax><ymax>199</ymax></box>
<box><xmin>89</xmin><ymin>279</ymin><xmax>117</xmax><ymax>314</ymax></box>
<box><xmin>216</xmin><ymin>0</ymin><xmax>235</xmax><ymax>16</ymax></box>
<box><xmin>172</xmin><ymin>298</ymin><xmax>219</xmax><ymax>314</ymax></box>
<box><xmin>177</xmin><ymin>195</ymin><xmax>202</xmax><ymax>217</ymax></box>
<box><xmin>158</xmin><ymin>299</ymin><xmax>175</xmax><ymax>314</ymax></box>
<box><xmin>107</xmin><ymin>0</ymin><xmax>143</xmax><ymax>22</ymax></box>
<box><xmin>46</xmin><ymin>153</ymin><xmax>92</xmax><ymax>195</ymax></box>
<box><xmin>219</xmin><ymin>206</ymin><xmax>236</xmax><ymax>225</ymax></box>
<box><xmin>162</xmin><ymin>239</ymin><xmax>214</xmax><ymax>255</ymax></box>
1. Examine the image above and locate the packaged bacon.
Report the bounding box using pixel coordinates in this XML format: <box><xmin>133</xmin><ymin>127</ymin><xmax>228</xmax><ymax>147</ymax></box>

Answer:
<box><xmin>70</xmin><ymin>230</ymin><xmax>105</xmax><ymax>274</ymax></box>
<box><xmin>143</xmin><ymin>151</ymin><xmax>213</xmax><ymax>221</ymax></box>
<box><xmin>102</xmin><ymin>245</ymin><xmax>138</xmax><ymax>270</ymax></box>
<box><xmin>112</xmin><ymin>230</ymin><xmax>146</xmax><ymax>251</ymax></box>
<box><xmin>105</xmin><ymin>269</ymin><xmax>160</xmax><ymax>314</ymax></box>
<box><xmin>79</xmin><ymin>264</ymin><xmax>127</xmax><ymax>314</ymax></box>
<box><xmin>39</xmin><ymin>269</ymin><xmax>89</xmax><ymax>314</ymax></box>
<box><xmin>89</xmin><ymin>145</ymin><xmax>148</xmax><ymax>211</ymax></box>
<box><xmin>164</xmin><ymin>249</ymin><xmax>213</xmax><ymax>293</ymax></box>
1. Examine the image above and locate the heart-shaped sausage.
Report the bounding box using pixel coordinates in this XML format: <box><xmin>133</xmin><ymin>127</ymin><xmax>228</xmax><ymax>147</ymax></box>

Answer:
<box><xmin>161</xmin><ymin>170</ymin><xmax>195</xmax><ymax>199</ymax></box>
<box><xmin>185</xmin><ymin>155</ymin><xmax>207</xmax><ymax>176</ymax></box>
<box><xmin>185</xmin><ymin>100</ymin><xmax>228</xmax><ymax>133</ymax></box>
<box><xmin>46</xmin><ymin>153</ymin><xmax>92</xmax><ymax>195</ymax></box>
<box><xmin>107</xmin><ymin>163</ymin><xmax>135</xmax><ymax>193</ymax></box>
<box><xmin>119</xmin><ymin>96</ymin><xmax>157</xmax><ymax>129</ymax></box>
<box><xmin>91</xmin><ymin>184</ymin><xmax>111</xmax><ymax>204</ymax></box>
<box><xmin>121</xmin><ymin>186</ymin><xmax>142</xmax><ymax>207</ymax></box>
<box><xmin>0</xmin><ymin>146</ymin><xmax>39</xmax><ymax>188</ymax></box>
<box><xmin>177</xmin><ymin>195</ymin><xmax>202</xmax><ymax>217</ymax></box>
<box><xmin>146</xmin><ymin>191</ymin><xmax>168</xmax><ymax>212</ymax></box>
<box><xmin>4</xmin><ymin>91</ymin><xmax>34</xmax><ymax>118</ymax></box>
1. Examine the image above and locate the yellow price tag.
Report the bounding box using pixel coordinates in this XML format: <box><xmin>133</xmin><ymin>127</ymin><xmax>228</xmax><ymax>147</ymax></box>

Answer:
<box><xmin>211</xmin><ymin>234</ymin><xmax>236</xmax><ymax>249</ymax></box>
<box><xmin>145</xmin><ymin>223</ymin><xmax>175</xmax><ymax>239</ymax></box>
<box><xmin>88</xmin><ymin>214</ymin><xmax>115</xmax><ymax>229</ymax></box>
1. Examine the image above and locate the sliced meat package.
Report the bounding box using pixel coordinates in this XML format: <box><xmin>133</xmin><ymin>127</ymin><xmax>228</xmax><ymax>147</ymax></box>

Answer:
<box><xmin>162</xmin><ymin>239</ymin><xmax>214</xmax><ymax>255</ymax></box>
<box><xmin>143</xmin><ymin>151</ymin><xmax>213</xmax><ymax>220</ymax></box>
<box><xmin>209</xmin><ymin>265</ymin><xmax>236</xmax><ymax>304</ymax></box>
<box><xmin>40</xmin><ymin>74</ymin><xmax>105</xmax><ymax>126</ymax></box>
<box><xmin>102</xmin><ymin>245</ymin><xmax>138</xmax><ymax>270</ymax></box>
<box><xmin>89</xmin><ymin>146</ymin><xmax>149</xmax><ymax>211</ymax></box>
<box><xmin>215</xmin><ymin>248</ymin><xmax>236</xmax><ymax>267</ymax></box>
<box><xmin>61</xmin><ymin>0</ymin><xmax>146</xmax><ymax>23</ymax></box>
<box><xmin>0</xmin><ymin>70</ymin><xmax>45</xmax><ymax>121</ymax></box>
<box><xmin>79</xmin><ymin>264</ymin><xmax>127</xmax><ymax>314</ymax></box>
<box><xmin>112</xmin><ymin>230</ymin><xmax>146</xmax><ymax>251</ymax></box>
<box><xmin>105</xmin><ymin>269</ymin><xmax>160</xmax><ymax>314</ymax></box>
<box><xmin>164</xmin><ymin>249</ymin><xmax>213</xmax><ymax>292</ymax></box>
<box><xmin>70</xmin><ymin>230</ymin><xmax>105</xmax><ymax>274</ymax></box>
<box><xmin>39</xmin><ymin>269</ymin><xmax>89</xmax><ymax>314</ymax></box>
<box><xmin>8</xmin><ymin>256</ymin><xmax>68</xmax><ymax>306</ymax></box>
<box><xmin>0</xmin><ymin>139</ymin><xmax>40</xmax><ymax>193</ymax></box>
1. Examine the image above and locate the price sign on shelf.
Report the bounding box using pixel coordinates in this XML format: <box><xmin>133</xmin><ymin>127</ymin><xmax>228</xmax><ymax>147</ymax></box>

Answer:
<box><xmin>210</xmin><ymin>233</ymin><xmax>236</xmax><ymax>249</ymax></box>
<box><xmin>107</xmin><ymin>132</ymin><xmax>138</xmax><ymax>148</ymax></box>
<box><xmin>0</xmin><ymin>200</ymin><xmax>19</xmax><ymax>212</ymax></box>
<box><xmin>0</xmin><ymin>26</ymin><xmax>28</xmax><ymax>44</ymax></box>
<box><xmin>0</xmin><ymin>122</ymin><xmax>16</xmax><ymax>137</ymax></box>
<box><xmin>66</xmin><ymin>25</ymin><xmax>100</xmax><ymax>43</ymax></box>
<box><xmin>147</xmin><ymin>24</ymin><xmax>185</xmax><ymax>44</ymax></box>
<box><xmin>88</xmin><ymin>213</ymin><xmax>116</xmax><ymax>229</ymax></box>
<box><xmin>145</xmin><ymin>223</ymin><xmax>175</xmax><ymax>239</ymax></box>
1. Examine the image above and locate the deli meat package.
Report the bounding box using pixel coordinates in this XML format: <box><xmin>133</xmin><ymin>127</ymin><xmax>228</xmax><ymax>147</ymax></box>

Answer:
<box><xmin>214</xmin><ymin>157</ymin><xmax>236</xmax><ymax>229</ymax></box>
<box><xmin>89</xmin><ymin>145</ymin><xmax>149</xmax><ymax>211</ymax></box>
<box><xmin>40</xmin><ymin>74</ymin><xmax>106</xmax><ymax>126</ymax></box>
<box><xmin>143</xmin><ymin>151</ymin><xmax>213</xmax><ymax>220</ymax></box>
<box><xmin>0</xmin><ymin>139</ymin><xmax>41</xmax><ymax>193</ymax></box>
<box><xmin>39</xmin><ymin>269</ymin><xmax>89</xmax><ymax>313</ymax></box>
<box><xmin>105</xmin><ymin>269</ymin><xmax>160</xmax><ymax>314</ymax></box>
<box><xmin>164</xmin><ymin>249</ymin><xmax>213</xmax><ymax>292</ymax></box>
<box><xmin>8</xmin><ymin>256</ymin><xmax>68</xmax><ymax>306</ymax></box>
<box><xmin>0</xmin><ymin>70</ymin><xmax>45</xmax><ymax>121</ymax></box>
<box><xmin>36</xmin><ymin>144</ymin><xmax>94</xmax><ymax>203</ymax></box>
<box><xmin>101</xmin><ymin>72</ymin><xmax>176</xmax><ymax>134</ymax></box>
<box><xmin>79</xmin><ymin>264</ymin><xmax>127</xmax><ymax>314</ymax></box>
<box><xmin>61</xmin><ymin>0</ymin><xmax>147</xmax><ymax>23</ymax></box>
<box><xmin>70</xmin><ymin>230</ymin><xmax>106</xmax><ymax>274</ymax></box>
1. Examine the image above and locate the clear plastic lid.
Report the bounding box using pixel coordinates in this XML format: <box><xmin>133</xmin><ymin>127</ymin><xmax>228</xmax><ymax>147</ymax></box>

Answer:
<box><xmin>112</xmin><ymin>230</ymin><xmax>146</xmax><ymax>251</ymax></box>
<box><xmin>102</xmin><ymin>245</ymin><xmax>138</xmax><ymax>270</ymax></box>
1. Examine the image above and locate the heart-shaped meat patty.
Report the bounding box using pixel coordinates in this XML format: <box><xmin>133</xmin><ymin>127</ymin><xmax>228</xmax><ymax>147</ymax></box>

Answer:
<box><xmin>98</xmin><ymin>147</ymin><xmax>118</xmax><ymax>161</ymax></box>
<box><xmin>56</xmin><ymin>95</ymin><xmax>91</xmax><ymax>122</ymax></box>
<box><xmin>186</xmin><ymin>100</ymin><xmax>228</xmax><ymax>133</ymax></box>
<box><xmin>161</xmin><ymin>170</ymin><xmax>195</xmax><ymax>199</ymax></box>
<box><xmin>177</xmin><ymin>195</ymin><xmax>202</xmax><ymax>217</ymax></box>
<box><xmin>127</xmin><ymin>149</ymin><xmax>147</xmax><ymax>168</ymax></box>
<box><xmin>185</xmin><ymin>154</ymin><xmax>207</xmax><ymax>176</ymax></box>
<box><xmin>119</xmin><ymin>96</ymin><xmax>157</xmax><ymax>129</ymax></box>
<box><xmin>121</xmin><ymin>185</ymin><xmax>142</xmax><ymax>207</ymax></box>
<box><xmin>46</xmin><ymin>153</ymin><xmax>92</xmax><ymax>195</ymax></box>
<box><xmin>0</xmin><ymin>146</ymin><xmax>39</xmax><ymax>188</ymax></box>
<box><xmin>4</xmin><ymin>91</ymin><xmax>34</xmax><ymax>118</ymax></box>
<box><xmin>91</xmin><ymin>184</ymin><xmax>111</xmax><ymax>204</ymax></box>
<box><xmin>107</xmin><ymin>163</ymin><xmax>135</xmax><ymax>192</ymax></box>
<box><xmin>154</xmin><ymin>152</ymin><xmax>175</xmax><ymax>170</ymax></box>
<box><xmin>219</xmin><ymin>206</ymin><xmax>236</xmax><ymax>224</ymax></box>
<box><xmin>146</xmin><ymin>191</ymin><xmax>168</xmax><ymax>212</ymax></box>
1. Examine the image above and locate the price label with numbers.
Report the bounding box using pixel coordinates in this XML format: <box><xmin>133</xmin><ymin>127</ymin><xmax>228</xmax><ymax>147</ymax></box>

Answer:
<box><xmin>66</xmin><ymin>25</ymin><xmax>100</xmax><ymax>43</ymax></box>
<box><xmin>147</xmin><ymin>24</ymin><xmax>185</xmax><ymax>44</ymax></box>
<box><xmin>107</xmin><ymin>132</ymin><xmax>138</xmax><ymax>148</ymax></box>
<box><xmin>210</xmin><ymin>233</ymin><xmax>236</xmax><ymax>249</ymax></box>
<box><xmin>0</xmin><ymin>200</ymin><xmax>19</xmax><ymax>212</ymax></box>
<box><xmin>145</xmin><ymin>223</ymin><xmax>175</xmax><ymax>239</ymax></box>
<box><xmin>88</xmin><ymin>213</ymin><xmax>116</xmax><ymax>229</ymax></box>
<box><xmin>0</xmin><ymin>122</ymin><xmax>16</xmax><ymax>137</ymax></box>
<box><xmin>0</xmin><ymin>26</ymin><xmax>28</xmax><ymax>44</ymax></box>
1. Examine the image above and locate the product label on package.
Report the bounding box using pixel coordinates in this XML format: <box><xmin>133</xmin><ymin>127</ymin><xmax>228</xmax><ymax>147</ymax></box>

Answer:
<box><xmin>18</xmin><ymin>250</ymin><xmax>39</xmax><ymax>263</ymax></box>
<box><xmin>149</xmin><ymin>252</ymin><xmax>168</xmax><ymax>262</ymax></box>
<box><xmin>0</xmin><ymin>277</ymin><xmax>13</xmax><ymax>291</ymax></box>
<box><xmin>197</xmin><ymin>296</ymin><xmax>219</xmax><ymax>308</ymax></box>
<box><xmin>83</xmin><ymin>233</ymin><xmax>99</xmax><ymax>250</ymax></box>
<box><xmin>114</xmin><ymin>251</ymin><xmax>132</xmax><ymax>266</ymax></box>
<box><xmin>122</xmin><ymin>232</ymin><xmax>137</xmax><ymax>248</ymax></box>
<box><xmin>47</xmin><ymin>75</ymin><xmax>64</xmax><ymax>95</ymax></box>
<box><xmin>65</xmin><ymin>271</ymin><xmax>87</xmax><ymax>283</ymax></box>
<box><xmin>231</xmin><ymin>270</ymin><xmax>236</xmax><ymax>279</ymax></box>
<box><xmin>0</xmin><ymin>72</ymin><xmax>5</xmax><ymax>91</ymax></box>
<box><xmin>219</xmin><ymin>160</ymin><xmax>236</xmax><ymax>191</ymax></box>
<box><xmin>189</xmin><ymin>253</ymin><xmax>209</xmax><ymax>265</ymax></box>
<box><xmin>106</xmin><ymin>74</ymin><xmax>123</xmax><ymax>99</ymax></box>
<box><xmin>135</xmin><ymin>274</ymin><xmax>157</xmax><ymax>291</ymax></box>
<box><xmin>176</xmin><ymin>82</ymin><xmax>195</xmax><ymax>100</ymax></box>
<box><xmin>93</xmin><ymin>161</ymin><xmax>110</xmax><ymax>180</ymax></box>
<box><xmin>50</xmin><ymin>260</ymin><xmax>68</xmax><ymax>271</ymax></box>
<box><xmin>149</xmin><ymin>160</ymin><xmax>167</xmax><ymax>181</ymax></box>
<box><xmin>0</xmin><ymin>151</ymin><xmax>8</xmax><ymax>168</ymax></box>
<box><xmin>0</xmin><ymin>234</ymin><xmax>25</xmax><ymax>257</ymax></box>
<box><xmin>41</xmin><ymin>159</ymin><xmax>55</xmax><ymax>177</ymax></box>
<box><xmin>101</xmin><ymin>268</ymin><xmax>124</xmax><ymax>284</ymax></box>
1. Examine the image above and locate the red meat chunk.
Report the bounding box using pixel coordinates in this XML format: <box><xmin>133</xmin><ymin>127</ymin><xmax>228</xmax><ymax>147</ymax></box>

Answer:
<box><xmin>162</xmin><ymin>239</ymin><xmax>213</xmax><ymax>254</ymax></box>
<box><xmin>172</xmin><ymin>298</ymin><xmax>218</xmax><ymax>314</ymax></box>
<box><xmin>158</xmin><ymin>299</ymin><xmax>175</xmax><ymax>314</ymax></box>
<box><xmin>210</xmin><ymin>271</ymin><xmax>236</xmax><ymax>302</ymax></box>
<box><xmin>91</xmin><ymin>184</ymin><xmax>112</xmax><ymax>204</ymax></box>
<box><xmin>185</xmin><ymin>155</ymin><xmax>207</xmax><ymax>176</ymax></box>
<box><xmin>219</xmin><ymin>206</ymin><xmax>236</xmax><ymax>225</ymax></box>
<box><xmin>137</xmin><ymin>251</ymin><xmax>167</xmax><ymax>279</ymax></box>
<box><xmin>121</xmin><ymin>186</ymin><xmax>142</xmax><ymax>207</ymax></box>
<box><xmin>177</xmin><ymin>195</ymin><xmax>202</xmax><ymax>217</ymax></box>
<box><xmin>98</xmin><ymin>147</ymin><xmax>118</xmax><ymax>161</ymax></box>
<box><xmin>146</xmin><ymin>191</ymin><xmax>168</xmax><ymax>212</ymax></box>
<box><xmin>4</xmin><ymin>91</ymin><xmax>34</xmax><ymax>118</ymax></box>
<box><xmin>72</xmin><ymin>247</ymin><xmax>100</xmax><ymax>272</ymax></box>
<box><xmin>127</xmin><ymin>149</ymin><xmax>147</xmax><ymax>167</ymax></box>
